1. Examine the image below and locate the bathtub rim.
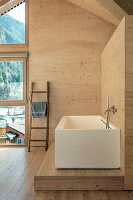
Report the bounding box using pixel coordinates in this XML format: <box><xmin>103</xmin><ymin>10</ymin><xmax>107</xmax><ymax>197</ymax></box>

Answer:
<box><xmin>55</xmin><ymin>115</ymin><xmax>120</xmax><ymax>131</ymax></box>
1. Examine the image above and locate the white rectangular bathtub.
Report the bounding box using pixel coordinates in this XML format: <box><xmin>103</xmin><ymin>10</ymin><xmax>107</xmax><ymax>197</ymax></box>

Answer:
<box><xmin>55</xmin><ymin>116</ymin><xmax>120</xmax><ymax>169</ymax></box>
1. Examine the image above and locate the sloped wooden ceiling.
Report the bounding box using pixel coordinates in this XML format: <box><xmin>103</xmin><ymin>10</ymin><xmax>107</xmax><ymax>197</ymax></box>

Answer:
<box><xmin>67</xmin><ymin>0</ymin><xmax>127</xmax><ymax>25</ymax></box>
<box><xmin>0</xmin><ymin>0</ymin><xmax>9</xmax><ymax>7</ymax></box>
<box><xmin>114</xmin><ymin>0</ymin><xmax>133</xmax><ymax>15</ymax></box>
<box><xmin>0</xmin><ymin>0</ymin><xmax>131</xmax><ymax>25</ymax></box>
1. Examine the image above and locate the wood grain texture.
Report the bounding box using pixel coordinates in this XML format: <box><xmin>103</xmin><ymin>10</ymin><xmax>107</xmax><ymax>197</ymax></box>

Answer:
<box><xmin>0</xmin><ymin>147</ymin><xmax>46</xmax><ymax>200</ymax></box>
<box><xmin>29</xmin><ymin>0</ymin><xmax>115</xmax><ymax>141</ymax></box>
<box><xmin>36</xmin><ymin>191</ymin><xmax>133</xmax><ymax>200</ymax></box>
<box><xmin>35</xmin><ymin>142</ymin><xmax>124</xmax><ymax>191</ymax></box>
<box><xmin>67</xmin><ymin>0</ymin><xmax>127</xmax><ymax>25</ymax></box>
<box><xmin>101</xmin><ymin>18</ymin><xmax>125</xmax><ymax>175</ymax></box>
<box><xmin>125</xmin><ymin>16</ymin><xmax>133</xmax><ymax>190</ymax></box>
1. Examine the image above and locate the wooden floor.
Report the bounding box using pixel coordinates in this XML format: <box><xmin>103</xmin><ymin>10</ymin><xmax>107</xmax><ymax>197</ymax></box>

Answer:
<box><xmin>0</xmin><ymin>146</ymin><xmax>133</xmax><ymax>200</ymax></box>
<box><xmin>0</xmin><ymin>146</ymin><xmax>45</xmax><ymax>200</ymax></box>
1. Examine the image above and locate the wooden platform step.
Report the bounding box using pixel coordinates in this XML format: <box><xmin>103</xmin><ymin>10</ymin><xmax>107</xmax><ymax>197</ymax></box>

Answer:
<box><xmin>34</xmin><ymin>142</ymin><xmax>124</xmax><ymax>191</ymax></box>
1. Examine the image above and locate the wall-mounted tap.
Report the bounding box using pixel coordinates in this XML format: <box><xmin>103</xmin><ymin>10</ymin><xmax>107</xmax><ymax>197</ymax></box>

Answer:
<box><xmin>104</xmin><ymin>96</ymin><xmax>117</xmax><ymax>129</ymax></box>
<box><xmin>110</xmin><ymin>105</ymin><xmax>117</xmax><ymax>114</ymax></box>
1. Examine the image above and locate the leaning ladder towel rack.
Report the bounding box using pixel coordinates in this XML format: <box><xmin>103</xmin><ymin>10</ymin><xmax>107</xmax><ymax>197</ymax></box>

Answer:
<box><xmin>28</xmin><ymin>81</ymin><xmax>50</xmax><ymax>152</ymax></box>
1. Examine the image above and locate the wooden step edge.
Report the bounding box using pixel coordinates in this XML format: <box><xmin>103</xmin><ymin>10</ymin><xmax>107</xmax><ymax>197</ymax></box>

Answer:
<box><xmin>34</xmin><ymin>176</ymin><xmax>124</xmax><ymax>191</ymax></box>
<box><xmin>34</xmin><ymin>175</ymin><xmax>124</xmax><ymax>180</ymax></box>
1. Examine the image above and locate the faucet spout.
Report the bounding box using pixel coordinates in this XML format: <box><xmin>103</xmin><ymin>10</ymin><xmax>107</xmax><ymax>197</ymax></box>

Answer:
<box><xmin>104</xmin><ymin>96</ymin><xmax>111</xmax><ymax>129</ymax></box>
<box><xmin>104</xmin><ymin>97</ymin><xmax>117</xmax><ymax>129</ymax></box>
<box><xmin>104</xmin><ymin>109</ymin><xmax>111</xmax><ymax>115</ymax></box>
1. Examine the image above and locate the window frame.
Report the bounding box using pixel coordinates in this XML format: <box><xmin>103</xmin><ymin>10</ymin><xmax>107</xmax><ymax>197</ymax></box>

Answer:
<box><xmin>0</xmin><ymin>0</ymin><xmax>29</xmax><ymax>49</ymax></box>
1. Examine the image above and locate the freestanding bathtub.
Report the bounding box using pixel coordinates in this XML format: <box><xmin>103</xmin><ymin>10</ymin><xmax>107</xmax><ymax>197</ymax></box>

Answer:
<box><xmin>55</xmin><ymin>116</ymin><xmax>120</xmax><ymax>169</ymax></box>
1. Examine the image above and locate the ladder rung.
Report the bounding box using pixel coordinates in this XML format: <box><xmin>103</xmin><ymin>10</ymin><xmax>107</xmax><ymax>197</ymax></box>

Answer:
<box><xmin>32</xmin><ymin>91</ymin><xmax>47</xmax><ymax>93</ymax></box>
<box><xmin>30</xmin><ymin>140</ymin><xmax>46</xmax><ymax>142</ymax></box>
<box><xmin>31</xmin><ymin>146</ymin><xmax>46</xmax><ymax>147</ymax></box>
<box><xmin>31</xmin><ymin>127</ymin><xmax>48</xmax><ymax>129</ymax></box>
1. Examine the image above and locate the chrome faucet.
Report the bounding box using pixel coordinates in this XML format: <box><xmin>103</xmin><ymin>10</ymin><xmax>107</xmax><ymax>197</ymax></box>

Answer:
<box><xmin>104</xmin><ymin>96</ymin><xmax>117</xmax><ymax>129</ymax></box>
<box><xmin>104</xmin><ymin>108</ymin><xmax>111</xmax><ymax>129</ymax></box>
<box><xmin>104</xmin><ymin>96</ymin><xmax>111</xmax><ymax>129</ymax></box>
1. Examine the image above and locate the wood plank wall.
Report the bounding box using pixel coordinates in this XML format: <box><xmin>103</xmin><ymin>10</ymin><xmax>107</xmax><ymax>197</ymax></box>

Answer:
<box><xmin>125</xmin><ymin>16</ymin><xmax>133</xmax><ymax>190</ymax></box>
<box><xmin>29</xmin><ymin>0</ymin><xmax>115</xmax><ymax>141</ymax></box>
<box><xmin>101</xmin><ymin>18</ymin><xmax>125</xmax><ymax>174</ymax></box>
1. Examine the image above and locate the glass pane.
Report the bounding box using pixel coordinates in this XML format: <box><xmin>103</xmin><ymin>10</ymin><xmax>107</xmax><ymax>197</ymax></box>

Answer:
<box><xmin>0</xmin><ymin>61</ymin><xmax>23</xmax><ymax>100</ymax></box>
<box><xmin>0</xmin><ymin>2</ymin><xmax>25</xmax><ymax>44</ymax></box>
<box><xmin>0</xmin><ymin>106</ymin><xmax>25</xmax><ymax>144</ymax></box>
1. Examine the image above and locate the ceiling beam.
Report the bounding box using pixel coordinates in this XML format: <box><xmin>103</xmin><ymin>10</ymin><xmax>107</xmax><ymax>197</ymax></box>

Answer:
<box><xmin>0</xmin><ymin>0</ymin><xmax>10</xmax><ymax>7</ymax></box>
<box><xmin>113</xmin><ymin>0</ymin><xmax>133</xmax><ymax>15</ymax></box>
<box><xmin>67</xmin><ymin>0</ymin><xmax>128</xmax><ymax>25</ymax></box>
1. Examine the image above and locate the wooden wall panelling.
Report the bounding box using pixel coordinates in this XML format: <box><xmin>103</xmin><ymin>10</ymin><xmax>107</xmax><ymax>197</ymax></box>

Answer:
<box><xmin>101</xmin><ymin>18</ymin><xmax>125</xmax><ymax>174</ymax></box>
<box><xmin>29</xmin><ymin>0</ymin><xmax>115</xmax><ymax>141</ymax></box>
<box><xmin>125</xmin><ymin>15</ymin><xmax>133</xmax><ymax>190</ymax></box>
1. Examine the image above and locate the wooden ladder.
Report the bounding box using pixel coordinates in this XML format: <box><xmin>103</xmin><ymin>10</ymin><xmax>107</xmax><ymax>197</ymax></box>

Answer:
<box><xmin>28</xmin><ymin>82</ymin><xmax>50</xmax><ymax>152</ymax></box>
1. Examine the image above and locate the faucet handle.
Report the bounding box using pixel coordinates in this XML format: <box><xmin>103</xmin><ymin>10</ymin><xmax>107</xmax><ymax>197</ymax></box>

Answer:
<box><xmin>111</xmin><ymin>105</ymin><xmax>117</xmax><ymax>114</ymax></box>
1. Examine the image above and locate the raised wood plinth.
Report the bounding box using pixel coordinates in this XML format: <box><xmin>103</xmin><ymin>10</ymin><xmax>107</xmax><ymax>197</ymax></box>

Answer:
<box><xmin>34</xmin><ymin>142</ymin><xmax>124</xmax><ymax>191</ymax></box>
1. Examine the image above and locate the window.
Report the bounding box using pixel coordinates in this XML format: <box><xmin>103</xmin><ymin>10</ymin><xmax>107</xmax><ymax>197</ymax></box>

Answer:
<box><xmin>0</xmin><ymin>57</ymin><xmax>27</xmax><ymax>145</ymax></box>
<box><xmin>0</xmin><ymin>1</ymin><xmax>25</xmax><ymax>44</ymax></box>
<box><xmin>0</xmin><ymin>106</ymin><xmax>25</xmax><ymax>144</ymax></box>
<box><xmin>0</xmin><ymin>0</ymin><xmax>28</xmax><ymax>145</ymax></box>
<box><xmin>0</xmin><ymin>61</ymin><xmax>24</xmax><ymax>100</ymax></box>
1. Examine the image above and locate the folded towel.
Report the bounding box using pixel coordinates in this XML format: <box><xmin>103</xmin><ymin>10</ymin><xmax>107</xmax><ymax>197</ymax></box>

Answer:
<box><xmin>31</xmin><ymin>102</ymin><xmax>47</xmax><ymax>118</ymax></box>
